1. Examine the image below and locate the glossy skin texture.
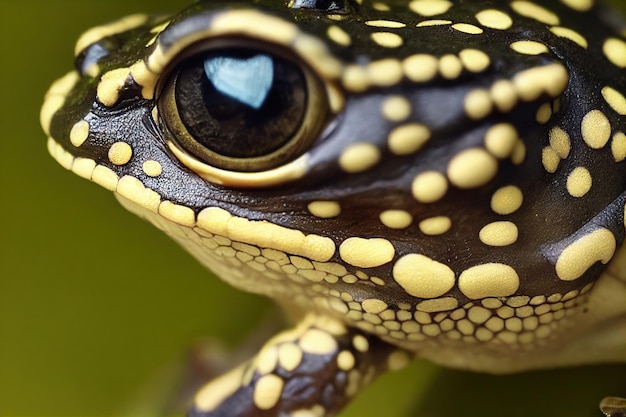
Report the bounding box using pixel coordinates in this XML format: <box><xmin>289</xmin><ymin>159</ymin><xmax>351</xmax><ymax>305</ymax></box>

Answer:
<box><xmin>41</xmin><ymin>0</ymin><xmax>626</xmax><ymax>415</ymax></box>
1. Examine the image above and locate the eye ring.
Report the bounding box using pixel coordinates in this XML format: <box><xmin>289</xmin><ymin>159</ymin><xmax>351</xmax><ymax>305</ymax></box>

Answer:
<box><xmin>157</xmin><ymin>39</ymin><xmax>329</xmax><ymax>173</ymax></box>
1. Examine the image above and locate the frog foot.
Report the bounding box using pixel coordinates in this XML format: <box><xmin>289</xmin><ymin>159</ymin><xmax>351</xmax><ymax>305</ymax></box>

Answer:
<box><xmin>188</xmin><ymin>314</ymin><xmax>412</xmax><ymax>417</ymax></box>
<box><xmin>601</xmin><ymin>397</ymin><xmax>626</xmax><ymax>417</ymax></box>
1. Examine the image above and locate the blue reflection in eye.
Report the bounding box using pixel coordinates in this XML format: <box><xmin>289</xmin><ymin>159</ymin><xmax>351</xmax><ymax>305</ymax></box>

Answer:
<box><xmin>203</xmin><ymin>54</ymin><xmax>274</xmax><ymax>109</ymax></box>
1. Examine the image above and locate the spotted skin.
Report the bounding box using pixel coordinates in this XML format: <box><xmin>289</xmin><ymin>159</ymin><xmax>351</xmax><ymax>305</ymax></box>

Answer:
<box><xmin>41</xmin><ymin>0</ymin><xmax>625</xmax><ymax>416</ymax></box>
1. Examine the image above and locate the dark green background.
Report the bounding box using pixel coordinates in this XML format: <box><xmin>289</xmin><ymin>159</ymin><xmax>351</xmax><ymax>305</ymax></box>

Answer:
<box><xmin>1</xmin><ymin>1</ymin><xmax>625</xmax><ymax>416</ymax></box>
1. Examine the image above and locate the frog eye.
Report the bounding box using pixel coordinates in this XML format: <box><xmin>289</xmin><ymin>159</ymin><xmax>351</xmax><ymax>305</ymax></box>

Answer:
<box><xmin>158</xmin><ymin>42</ymin><xmax>329</xmax><ymax>172</ymax></box>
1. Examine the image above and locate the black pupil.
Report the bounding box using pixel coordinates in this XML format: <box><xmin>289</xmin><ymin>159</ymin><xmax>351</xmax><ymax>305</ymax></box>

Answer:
<box><xmin>175</xmin><ymin>49</ymin><xmax>307</xmax><ymax>159</ymax></box>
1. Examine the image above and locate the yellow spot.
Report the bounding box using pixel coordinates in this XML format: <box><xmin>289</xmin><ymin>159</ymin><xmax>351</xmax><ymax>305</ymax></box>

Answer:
<box><xmin>194</xmin><ymin>364</ymin><xmax>247</xmax><ymax>412</ymax></box>
<box><xmin>403</xmin><ymin>54</ymin><xmax>439</xmax><ymax>82</ymax></box>
<box><xmin>142</xmin><ymin>160</ymin><xmax>162</xmax><ymax>177</ymax></box>
<box><xmin>509</xmin><ymin>40</ymin><xmax>549</xmax><ymax>55</ymax></box>
<box><xmin>417</xmin><ymin>297</ymin><xmax>458</xmax><ymax>313</ymax></box>
<box><xmin>491</xmin><ymin>185</ymin><xmax>523</xmax><ymax>215</ymax></box>
<box><xmin>458</xmin><ymin>49</ymin><xmax>491</xmax><ymax>73</ymax></box>
<box><xmin>342</xmin><ymin>65</ymin><xmax>369</xmax><ymax>92</ymax></box>
<box><xmin>490</xmin><ymin>79</ymin><xmax>518</xmax><ymax>113</ymax></box>
<box><xmin>612</xmin><ymin>132</ymin><xmax>626</xmax><ymax>162</ymax></box>
<box><xmin>339</xmin><ymin>237</ymin><xmax>395</xmax><ymax>268</ymax></box>
<box><xmin>92</xmin><ymin>165</ymin><xmax>119</xmax><ymax>191</ymax></box>
<box><xmin>511</xmin><ymin>140</ymin><xmax>526</xmax><ymax>165</ymax></box>
<box><xmin>484</xmin><ymin>123</ymin><xmax>519</xmax><ymax>159</ymax></box>
<box><xmin>196</xmin><ymin>207</ymin><xmax>336</xmax><ymax>262</ymax></box>
<box><xmin>387</xmin><ymin>123</ymin><xmax>431</xmax><ymax>155</ymax></box>
<box><xmin>352</xmin><ymin>335</ymin><xmax>369</xmax><ymax>352</ymax></box>
<box><xmin>116</xmin><ymin>175</ymin><xmax>161</xmax><ymax>212</ymax></box>
<box><xmin>381</xmin><ymin>96</ymin><xmax>412</xmax><ymax>121</ymax></box>
<box><xmin>581</xmin><ymin>109</ymin><xmax>611</xmax><ymax>149</ymax></box>
<box><xmin>602</xmin><ymin>86</ymin><xmax>626</xmax><ymax>115</ymax></box>
<box><xmin>387</xmin><ymin>350</ymin><xmax>411</xmax><ymax>370</ymax></box>
<box><xmin>542</xmin><ymin>146</ymin><xmax>560</xmax><ymax>173</ymax></box>
<box><xmin>451</xmin><ymin>23</ymin><xmax>483</xmax><ymax>34</ymax></box>
<box><xmin>307</xmin><ymin>201</ymin><xmax>341</xmax><ymax>218</ymax></box>
<box><xmin>512</xmin><ymin>64</ymin><xmax>569</xmax><ymax>102</ymax></box>
<box><xmin>300</xmin><ymin>328</ymin><xmax>338</xmax><ymax>354</ymax></box>
<box><xmin>393</xmin><ymin>254</ymin><xmax>455</xmax><ymax>298</ymax></box>
<box><xmin>337</xmin><ymin>351</ymin><xmax>355</xmax><ymax>371</ymax></box>
<box><xmin>379</xmin><ymin>210</ymin><xmax>413</xmax><ymax>229</ymax></box>
<box><xmin>536</xmin><ymin>102</ymin><xmax>552</xmax><ymax>124</ymax></box>
<box><xmin>438</xmin><ymin>54</ymin><xmax>463</xmax><ymax>79</ymax></box>
<box><xmin>409</xmin><ymin>0</ymin><xmax>453</xmax><ymax>16</ymax></box>
<box><xmin>327</xmin><ymin>25</ymin><xmax>351</xmax><ymax>46</ymax></box>
<box><xmin>367</xmin><ymin>59</ymin><xmax>404</xmax><ymax>86</ymax></box>
<box><xmin>475</xmin><ymin>9</ymin><xmax>513</xmax><ymax>30</ymax></box>
<box><xmin>370</xmin><ymin>32</ymin><xmax>404</xmax><ymax>48</ymax></box>
<box><xmin>365</xmin><ymin>20</ymin><xmax>406</xmax><ymax>28</ymax></box>
<box><xmin>373</xmin><ymin>2</ymin><xmax>391</xmax><ymax>11</ymax></box>
<box><xmin>566</xmin><ymin>166</ymin><xmax>592</xmax><ymax>197</ymax></box>
<box><xmin>108</xmin><ymin>141</ymin><xmax>133</xmax><ymax>165</ymax></box>
<box><xmin>549</xmin><ymin>127</ymin><xmax>571</xmax><ymax>158</ymax></box>
<box><xmin>416</xmin><ymin>19</ymin><xmax>452</xmax><ymax>27</ymax></box>
<box><xmin>74</xmin><ymin>14</ymin><xmax>148</xmax><ymax>55</ymax></box>
<box><xmin>159</xmin><ymin>201</ymin><xmax>195</xmax><ymax>227</ymax></box>
<box><xmin>277</xmin><ymin>343</ymin><xmax>303</xmax><ymax>372</ymax></box>
<box><xmin>362</xmin><ymin>299</ymin><xmax>388</xmax><ymax>314</ymax></box>
<box><xmin>511</xmin><ymin>1</ymin><xmax>560</xmax><ymax>25</ymax></box>
<box><xmin>479</xmin><ymin>221</ymin><xmax>519</xmax><ymax>246</ymax></box>
<box><xmin>447</xmin><ymin>148</ymin><xmax>498</xmax><ymax>188</ymax></box>
<box><xmin>458</xmin><ymin>263</ymin><xmax>520</xmax><ymax>299</ymax></box>
<box><xmin>339</xmin><ymin>143</ymin><xmax>381</xmax><ymax>173</ymax></box>
<box><xmin>560</xmin><ymin>0</ymin><xmax>594</xmax><ymax>12</ymax></box>
<box><xmin>418</xmin><ymin>216</ymin><xmax>451</xmax><ymax>235</ymax></box>
<box><xmin>550</xmin><ymin>27</ymin><xmax>588</xmax><ymax>49</ymax></box>
<box><xmin>411</xmin><ymin>171</ymin><xmax>448</xmax><ymax>203</ymax></box>
<box><xmin>71</xmin><ymin>157</ymin><xmax>96</xmax><ymax>180</ymax></box>
<box><xmin>464</xmin><ymin>89</ymin><xmax>493</xmax><ymax>120</ymax></box>
<box><xmin>603</xmin><ymin>38</ymin><xmax>626</xmax><ymax>68</ymax></box>
<box><xmin>97</xmin><ymin>67</ymin><xmax>131</xmax><ymax>107</ymax></box>
<box><xmin>69</xmin><ymin>120</ymin><xmax>90</xmax><ymax>147</ymax></box>
<box><xmin>556</xmin><ymin>228</ymin><xmax>616</xmax><ymax>281</ymax></box>
<box><xmin>253</xmin><ymin>374</ymin><xmax>284</xmax><ymax>410</ymax></box>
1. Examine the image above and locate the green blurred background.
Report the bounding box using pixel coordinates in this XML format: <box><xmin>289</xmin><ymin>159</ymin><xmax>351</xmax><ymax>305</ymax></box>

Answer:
<box><xmin>1</xmin><ymin>1</ymin><xmax>625</xmax><ymax>416</ymax></box>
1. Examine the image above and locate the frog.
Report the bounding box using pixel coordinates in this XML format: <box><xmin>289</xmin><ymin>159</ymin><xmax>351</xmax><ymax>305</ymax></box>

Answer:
<box><xmin>40</xmin><ymin>0</ymin><xmax>626</xmax><ymax>416</ymax></box>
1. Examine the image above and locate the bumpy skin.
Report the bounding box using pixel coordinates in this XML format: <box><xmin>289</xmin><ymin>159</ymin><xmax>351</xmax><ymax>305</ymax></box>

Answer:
<box><xmin>41</xmin><ymin>0</ymin><xmax>626</xmax><ymax>416</ymax></box>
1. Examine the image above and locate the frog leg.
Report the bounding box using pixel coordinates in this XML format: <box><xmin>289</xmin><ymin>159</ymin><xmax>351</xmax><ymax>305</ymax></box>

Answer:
<box><xmin>188</xmin><ymin>314</ymin><xmax>412</xmax><ymax>417</ymax></box>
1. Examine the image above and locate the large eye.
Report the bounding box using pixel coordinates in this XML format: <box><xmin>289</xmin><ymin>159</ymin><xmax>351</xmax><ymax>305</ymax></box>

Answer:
<box><xmin>158</xmin><ymin>41</ymin><xmax>328</xmax><ymax>172</ymax></box>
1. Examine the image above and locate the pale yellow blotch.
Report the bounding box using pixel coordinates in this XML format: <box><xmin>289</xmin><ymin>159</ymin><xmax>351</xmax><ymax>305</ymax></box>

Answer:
<box><xmin>327</xmin><ymin>25</ymin><xmax>351</xmax><ymax>46</ymax></box>
<box><xmin>97</xmin><ymin>68</ymin><xmax>131</xmax><ymax>107</ymax></box>
<box><xmin>387</xmin><ymin>350</ymin><xmax>411</xmax><ymax>371</ymax></box>
<box><xmin>491</xmin><ymin>185</ymin><xmax>523</xmax><ymax>215</ymax></box>
<box><xmin>510</xmin><ymin>1</ymin><xmax>560</xmax><ymax>25</ymax></box>
<box><xmin>367</xmin><ymin>59</ymin><xmax>404</xmax><ymax>87</ymax></box>
<box><xmin>142</xmin><ymin>160</ymin><xmax>162</xmax><ymax>177</ymax></box>
<box><xmin>379</xmin><ymin>210</ymin><xmax>413</xmax><ymax>229</ymax></box>
<box><xmin>41</xmin><ymin>71</ymin><xmax>79</xmax><ymax>135</ymax></box>
<box><xmin>277</xmin><ymin>343</ymin><xmax>303</xmax><ymax>372</ymax></box>
<box><xmin>560</xmin><ymin>0</ymin><xmax>594</xmax><ymax>12</ymax></box>
<box><xmin>479</xmin><ymin>221</ymin><xmax>519</xmax><ymax>246</ymax></box>
<box><xmin>550</xmin><ymin>27</ymin><xmax>588</xmax><ymax>49</ymax></box>
<box><xmin>412</xmin><ymin>171</ymin><xmax>448</xmax><ymax>203</ymax></box>
<box><xmin>464</xmin><ymin>89</ymin><xmax>493</xmax><ymax>120</ymax></box>
<box><xmin>194</xmin><ymin>364</ymin><xmax>247</xmax><ymax>412</ymax></box>
<box><xmin>475</xmin><ymin>9</ymin><xmax>513</xmax><ymax>30</ymax></box>
<box><xmin>129</xmin><ymin>60</ymin><xmax>158</xmax><ymax>100</ymax></box>
<box><xmin>403</xmin><ymin>54</ymin><xmax>439</xmax><ymax>82</ymax></box>
<box><xmin>365</xmin><ymin>20</ymin><xmax>406</xmax><ymax>28</ymax></box>
<box><xmin>387</xmin><ymin>123</ymin><xmax>431</xmax><ymax>155</ymax></box>
<box><xmin>458</xmin><ymin>49</ymin><xmax>491</xmax><ymax>73</ymax></box>
<box><xmin>451</xmin><ymin>23</ymin><xmax>483</xmax><ymax>34</ymax></box>
<box><xmin>337</xmin><ymin>350</ymin><xmax>356</xmax><ymax>371</ymax></box>
<box><xmin>556</xmin><ymin>228</ymin><xmax>616</xmax><ymax>281</ymax></box>
<box><xmin>256</xmin><ymin>346</ymin><xmax>279</xmax><ymax>375</ymax></box>
<box><xmin>159</xmin><ymin>201</ymin><xmax>195</xmax><ymax>227</ymax></box>
<box><xmin>339</xmin><ymin>143</ymin><xmax>381</xmax><ymax>173</ymax></box>
<box><xmin>47</xmin><ymin>137</ymin><xmax>74</xmax><ymax>170</ymax></box>
<box><xmin>603</xmin><ymin>38</ymin><xmax>626</xmax><ymax>68</ymax></box>
<box><xmin>511</xmin><ymin>140</ymin><xmax>526</xmax><ymax>165</ymax></box>
<box><xmin>512</xmin><ymin>64</ymin><xmax>569</xmax><ymax>102</ymax></box>
<box><xmin>484</xmin><ymin>123</ymin><xmax>519</xmax><ymax>159</ymax></box>
<box><xmin>416</xmin><ymin>19</ymin><xmax>452</xmax><ymax>27</ymax></box>
<box><xmin>108</xmin><ymin>141</ymin><xmax>133</xmax><ymax>165</ymax></box>
<box><xmin>116</xmin><ymin>175</ymin><xmax>161</xmax><ymax>212</ymax></box>
<box><xmin>409</xmin><ymin>0</ymin><xmax>453</xmax><ymax>16</ymax></box>
<box><xmin>253</xmin><ymin>374</ymin><xmax>284</xmax><ymax>410</ymax></box>
<box><xmin>536</xmin><ymin>102</ymin><xmax>553</xmax><ymax>124</ymax></box>
<box><xmin>438</xmin><ymin>54</ymin><xmax>463</xmax><ymax>80</ymax></box>
<box><xmin>417</xmin><ymin>297</ymin><xmax>458</xmax><ymax>313</ymax></box>
<box><xmin>393</xmin><ymin>253</ymin><xmax>455</xmax><ymax>298</ymax></box>
<box><xmin>542</xmin><ymin>147</ymin><xmax>560</xmax><ymax>173</ymax></box>
<box><xmin>307</xmin><ymin>201</ymin><xmax>341</xmax><ymax>218</ymax></box>
<box><xmin>549</xmin><ymin>127</ymin><xmax>571</xmax><ymax>158</ymax></box>
<box><xmin>381</xmin><ymin>96</ymin><xmax>412</xmax><ymax>121</ymax></box>
<box><xmin>566</xmin><ymin>166</ymin><xmax>592</xmax><ymax>197</ymax></box>
<box><xmin>71</xmin><ymin>157</ymin><xmax>96</xmax><ymax>180</ymax></box>
<box><xmin>447</xmin><ymin>148</ymin><xmax>498</xmax><ymax>188</ymax></box>
<box><xmin>602</xmin><ymin>86</ymin><xmax>626</xmax><ymax>116</ymax></box>
<box><xmin>373</xmin><ymin>2</ymin><xmax>391</xmax><ymax>11</ymax></box>
<box><xmin>612</xmin><ymin>132</ymin><xmax>626</xmax><ymax>162</ymax></box>
<box><xmin>92</xmin><ymin>165</ymin><xmax>119</xmax><ymax>191</ymax></box>
<box><xmin>370</xmin><ymin>32</ymin><xmax>404</xmax><ymax>48</ymax></box>
<box><xmin>490</xmin><ymin>79</ymin><xmax>518</xmax><ymax>113</ymax></box>
<box><xmin>74</xmin><ymin>14</ymin><xmax>148</xmax><ymax>55</ymax></box>
<box><xmin>300</xmin><ymin>329</ymin><xmax>338</xmax><ymax>354</ymax></box>
<box><xmin>509</xmin><ymin>40</ymin><xmax>549</xmax><ymax>55</ymax></box>
<box><xmin>339</xmin><ymin>237</ymin><xmax>395</xmax><ymax>268</ymax></box>
<box><xmin>458</xmin><ymin>263</ymin><xmax>520</xmax><ymax>299</ymax></box>
<box><xmin>418</xmin><ymin>216</ymin><xmax>452</xmax><ymax>235</ymax></box>
<box><xmin>581</xmin><ymin>109</ymin><xmax>611</xmax><ymax>149</ymax></box>
<box><xmin>342</xmin><ymin>65</ymin><xmax>369</xmax><ymax>92</ymax></box>
<box><xmin>69</xmin><ymin>120</ymin><xmax>90</xmax><ymax>147</ymax></box>
<box><xmin>362</xmin><ymin>299</ymin><xmax>388</xmax><ymax>314</ymax></box>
